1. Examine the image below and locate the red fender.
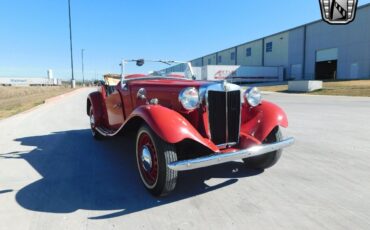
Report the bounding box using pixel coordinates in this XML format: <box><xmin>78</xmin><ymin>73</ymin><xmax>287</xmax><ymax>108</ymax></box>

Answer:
<box><xmin>241</xmin><ymin>100</ymin><xmax>288</xmax><ymax>142</ymax></box>
<box><xmin>87</xmin><ymin>91</ymin><xmax>107</xmax><ymax>127</ymax></box>
<box><xmin>128</xmin><ymin>105</ymin><xmax>220</xmax><ymax>153</ymax></box>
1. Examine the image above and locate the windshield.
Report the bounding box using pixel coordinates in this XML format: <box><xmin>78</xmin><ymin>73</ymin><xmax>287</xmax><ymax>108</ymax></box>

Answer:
<box><xmin>120</xmin><ymin>59</ymin><xmax>195</xmax><ymax>80</ymax></box>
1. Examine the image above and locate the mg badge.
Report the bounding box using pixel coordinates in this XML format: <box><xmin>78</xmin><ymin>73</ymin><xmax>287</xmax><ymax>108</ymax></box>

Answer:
<box><xmin>319</xmin><ymin>0</ymin><xmax>358</xmax><ymax>24</ymax></box>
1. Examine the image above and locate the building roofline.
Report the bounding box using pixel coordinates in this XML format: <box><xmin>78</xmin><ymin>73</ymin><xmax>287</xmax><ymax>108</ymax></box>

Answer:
<box><xmin>191</xmin><ymin>2</ymin><xmax>370</xmax><ymax>62</ymax></box>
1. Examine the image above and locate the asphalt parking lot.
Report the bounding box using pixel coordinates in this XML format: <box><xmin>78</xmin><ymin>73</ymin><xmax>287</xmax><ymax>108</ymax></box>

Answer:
<box><xmin>1</xmin><ymin>88</ymin><xmax>370</xmax><ymax>230</ymax></box>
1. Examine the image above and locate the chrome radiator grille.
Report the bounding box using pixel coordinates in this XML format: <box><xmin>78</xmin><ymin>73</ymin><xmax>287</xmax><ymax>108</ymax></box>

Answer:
<box><xmin>207</xmin><ymin>90</ymin><xmax>241</xmax><ymax>146</ymax></box>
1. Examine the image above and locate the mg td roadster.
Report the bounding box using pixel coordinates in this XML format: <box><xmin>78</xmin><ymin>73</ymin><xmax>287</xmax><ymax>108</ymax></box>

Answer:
<box><xmin>87</xmin><ymin>59</ymin><xmax>294</xmax><ymax>196</ymax></box>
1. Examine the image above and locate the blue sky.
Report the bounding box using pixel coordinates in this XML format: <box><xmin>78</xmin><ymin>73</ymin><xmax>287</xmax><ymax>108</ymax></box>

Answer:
<box><xmin>1</xmin><ymin>0</ymin><xmax>370</xmax><ymax>80</ymax></box>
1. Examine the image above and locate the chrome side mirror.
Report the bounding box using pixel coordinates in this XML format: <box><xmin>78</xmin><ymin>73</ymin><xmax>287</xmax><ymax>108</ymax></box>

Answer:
<box><xmin>136</xmin><ymin>59</ymin><xmax>144</xmax><ymax>66</ymax></box>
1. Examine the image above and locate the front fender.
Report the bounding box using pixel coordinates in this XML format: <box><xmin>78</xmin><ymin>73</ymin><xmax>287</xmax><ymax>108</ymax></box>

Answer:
<box><xmin>87</xmin><ymin>91</ymin><xmax>107</xmax><ymax>126</ymax></box>
<box><xmin>241</xmin><ymin>100</ymin><xmax>288</xmax><ymax>142</ymax></box>
<box><xmin>128</xmin><ymin>105</ymin><xmax>219</xmax><ymax>153</ymax></box>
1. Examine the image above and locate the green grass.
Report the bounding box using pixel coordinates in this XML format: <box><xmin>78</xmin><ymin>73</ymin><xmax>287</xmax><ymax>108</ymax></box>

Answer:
<box><xmin>256</xmin><ymin>80</ymin><xmax>370</xmax><ymax>97</ymax></box>
<box><xmin>0</xmin><ymin>86</ymin><xmax>75</xmax><ymax>119</ymax></box>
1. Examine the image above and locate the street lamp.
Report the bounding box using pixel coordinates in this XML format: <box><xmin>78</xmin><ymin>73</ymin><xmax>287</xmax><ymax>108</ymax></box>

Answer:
<box><xmin>68</xmin><ymin>0</ymin><xmax>75</xmax><ymax>88</ymax></box>
<box><xmin>81</xmin><ymin>49</ymin><xmax>85</xmax><ymax>86</ymax></box>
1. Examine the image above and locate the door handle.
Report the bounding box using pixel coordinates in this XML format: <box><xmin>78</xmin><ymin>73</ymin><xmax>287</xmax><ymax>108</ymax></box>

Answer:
<box><xmin>113</xmin><ymin>103</ymin><xmax>122</xmax><ymax>109</ymax></box>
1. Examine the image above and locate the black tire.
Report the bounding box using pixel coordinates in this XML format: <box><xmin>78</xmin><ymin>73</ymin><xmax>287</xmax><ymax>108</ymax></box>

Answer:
<box><xmin>89</xmin><ymin>107</ymin><xmax>104</xmax><ymax>140</ymax></box>
<box><xmin>243</xmin><ymin>127</ymin><xmax>282</xmax><ymax>170</ymax></box>
<box><xmin>136</xmin><ymin>124</ymin><xmax>178</xmax><ymax>197</ymax></box>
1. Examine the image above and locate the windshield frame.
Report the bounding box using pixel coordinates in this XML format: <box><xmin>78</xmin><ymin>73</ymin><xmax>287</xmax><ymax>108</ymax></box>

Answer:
<box><xmin>119</xmin><ymin>59</ymin><xmax>195</xmax><ymax>80</ymax></box>
<box><xmin>119</xmin><ymin>59</ymin><xmax>195</xmax><ymax>89</ymax></box>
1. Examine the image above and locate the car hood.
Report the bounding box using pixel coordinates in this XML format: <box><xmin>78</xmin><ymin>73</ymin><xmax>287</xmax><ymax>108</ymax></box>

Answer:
<box><xmin>127</xmin><ymin>79</ymin><xmax>222</xmax><ymax>113</ymax></box>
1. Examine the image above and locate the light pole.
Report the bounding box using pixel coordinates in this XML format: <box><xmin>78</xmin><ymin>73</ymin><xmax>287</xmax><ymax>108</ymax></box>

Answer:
<box><xmin>81</xmin><ymin>49</ymin><xmax>85</xmax><ymax>86</ymax></box>
<box><xmin>68</xmin><ymin>0</ymin><xmax>75</xmax><ymax>88</ymax></box>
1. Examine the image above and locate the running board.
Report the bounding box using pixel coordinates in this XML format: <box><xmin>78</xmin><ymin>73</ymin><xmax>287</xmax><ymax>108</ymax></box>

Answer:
<box><xmin>95</xmin><ymin>126</ymin><xmax>119</xmax><ymax>136</ymax></box>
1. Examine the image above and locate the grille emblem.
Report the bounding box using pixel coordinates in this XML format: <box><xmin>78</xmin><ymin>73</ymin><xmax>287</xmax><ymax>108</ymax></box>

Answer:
<box><xmin>223</xmin><ymin>80</ymin><xmax>230</xmax><ymax>92</ymax></box>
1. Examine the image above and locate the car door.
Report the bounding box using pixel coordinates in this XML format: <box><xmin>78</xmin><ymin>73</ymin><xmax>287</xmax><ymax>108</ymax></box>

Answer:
<box><xmin>105</xmin><ymin>85</ymin><xmax>124</xmax><ymax>129</ymax></box>
<box><xmin>119</xmin><ymin>82</ymin><xmax>134</xmax><ymax>118</ymax></box>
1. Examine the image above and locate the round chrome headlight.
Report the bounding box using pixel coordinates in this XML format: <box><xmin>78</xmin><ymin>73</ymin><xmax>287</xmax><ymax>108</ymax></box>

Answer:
<box><xmin>244</xmin><ymin>87</ymin><xmax>262</xmax><ymax>107</ymax></box>
<box><xmin>179</xmin><ymin>87</ymin><xmax>200</xmax><ymax>110</ymax></box>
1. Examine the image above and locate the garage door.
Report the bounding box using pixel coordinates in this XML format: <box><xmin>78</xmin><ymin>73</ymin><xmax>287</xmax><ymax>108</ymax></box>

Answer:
<box><xmin>316</xmin><ymin>48</ymin><xmax>338</xmax><ymax>62</ymax></box>
<box><xmin>315</xmin><ymin>48</ymin><xmax>338</xmax><ymax>80</ymax></box>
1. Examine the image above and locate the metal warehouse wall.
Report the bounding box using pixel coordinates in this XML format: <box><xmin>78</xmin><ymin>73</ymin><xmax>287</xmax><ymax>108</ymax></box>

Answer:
<box><xmin>288</xmin><ymin>27</ymin><xmax>305</xmax><ymax>80</ymax></box>
<box><xmin>264</xmin><ymin>32</ymin><xmax>289</xmax><ymax>68</ymax></box>
<box><xmin>203</xmin><ymin>54</ymin><xmax>217</xmax><ymax>65</ymax></box>
<box><xmin>236</xmin><ymin>40</ymin><xmax>263</xmax><ymax>66</ymax></box>
<box><xmin>162</xmin><ymin>4</ymin><xmax>370</xmax><ymax>81</ymax></box>
<box><xmin>191</xmin><ymin>58</ymin><xmax>203</xmax><ymax>67</ymax></box>
<box><xmin>305</xmin><ymin>5</ymin><xmax>370</xmax><ymax>79</ymax></box>
<box><xmin>217</xmin><ymin>48</ymin><xmax>237</xmax><ymax>65</ymax></box>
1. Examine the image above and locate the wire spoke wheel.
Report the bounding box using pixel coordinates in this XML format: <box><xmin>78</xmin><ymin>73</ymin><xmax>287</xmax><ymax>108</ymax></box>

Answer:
<box><xmin>137</xmin><ymin>132</ymin><xmax>159</xmax><ymax>188</ymax></box>
<box><xmin>136</xmin><ymin>124</ymin><xmax>178</xmax><ymax>196</ymax></box>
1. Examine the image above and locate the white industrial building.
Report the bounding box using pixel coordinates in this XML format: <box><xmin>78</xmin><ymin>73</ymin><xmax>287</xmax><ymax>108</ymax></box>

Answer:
<box><xmin>163</xmin><ymin>3</ymin><xmax>370</xmax><ymax>81</ymax></box>
<box><xmin>0</xmin><ymin>69</ymin><xmax>62</xmax><ymax>86</ymax></box>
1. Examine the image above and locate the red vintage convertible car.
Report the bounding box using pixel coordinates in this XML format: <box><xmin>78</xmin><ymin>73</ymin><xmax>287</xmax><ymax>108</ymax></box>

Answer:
<box><xmin>87</xmin><ymin>59</ymin><xmax>294</xmax><ymax>196</ymax></box>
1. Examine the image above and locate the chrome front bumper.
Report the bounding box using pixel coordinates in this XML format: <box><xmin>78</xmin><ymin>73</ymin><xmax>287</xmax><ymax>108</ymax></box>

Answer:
<box><xmin>168</xmin><ymin>137</ymin><xmax>295</xmax><ymax>171</ymax></box>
